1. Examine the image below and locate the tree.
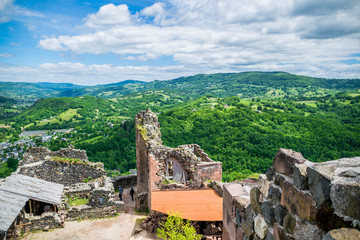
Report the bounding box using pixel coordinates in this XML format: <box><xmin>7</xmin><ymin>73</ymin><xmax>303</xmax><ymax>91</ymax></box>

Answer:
<box><xmin>157</xmin><ymin>212</ymin><xmax>202</xmax><ymax>240</ymax></box>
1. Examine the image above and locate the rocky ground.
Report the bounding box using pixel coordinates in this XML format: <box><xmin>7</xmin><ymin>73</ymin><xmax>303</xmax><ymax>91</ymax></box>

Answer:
<box><xmin>21</xmin><ymin>188</ymin><xmax>158</xmax><ymax>240</ymax></box>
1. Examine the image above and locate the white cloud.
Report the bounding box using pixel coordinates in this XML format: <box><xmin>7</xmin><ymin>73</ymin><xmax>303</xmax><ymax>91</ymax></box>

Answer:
<box><xmin>0</xmin><ymin>0</ymin><xmax>44</xmax><ymax>23</ymax></box>
<box><xmin>0</xmin><ymin>0</ymin><xmax>14</xmax><ymax>23</ymax></box>
<box><xmin>0</xmin><ymin>53</ymin><xmax>14</xmax><ymax>57</ymax></box>
<box><xmin>84</xmin><ymin>4</ymin><xmax>132</xmax><ymax>28</ymax></box>
<box><xmin>32</xmin><ymin>0</ymin><xmax>360</xmax><ymax>81</ymax></box>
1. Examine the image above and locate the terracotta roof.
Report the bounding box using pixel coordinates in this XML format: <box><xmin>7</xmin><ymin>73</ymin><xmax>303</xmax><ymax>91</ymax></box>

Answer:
<box><xmin>151</xmin><ymin>189</ymin><xmax>222</xmax><ymax>221</ymax></box>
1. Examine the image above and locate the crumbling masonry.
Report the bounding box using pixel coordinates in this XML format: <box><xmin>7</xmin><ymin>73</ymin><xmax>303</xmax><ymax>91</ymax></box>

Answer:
<box><xmin>135</xmin><ymin>109</ymin><xmax>222</xmax><ymax>211</ymax></box>
<box><xmin>223</xmin><ymin>148</ymin><xmax>360</xmax><ymax>240</ymax></box>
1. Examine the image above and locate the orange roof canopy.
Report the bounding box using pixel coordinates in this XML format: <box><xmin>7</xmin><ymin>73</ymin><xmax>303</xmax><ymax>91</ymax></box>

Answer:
<box><xmin>151</xmin><ymin>189</ymin><xmax>223</xmax><ymax>221</ymax></box>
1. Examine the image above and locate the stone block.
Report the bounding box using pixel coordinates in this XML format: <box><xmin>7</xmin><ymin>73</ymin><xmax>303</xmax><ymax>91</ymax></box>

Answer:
<box><xmin>293</xmin><ymin>221</ymin><xmax>324</xmax><ymax>240</ymax></box>
<box><xmin>268</xmin><ymin>184</ymin><xmax>282</xmax><ymax>205</ymax></box>
<box><xmin>234</xmin><ymin>197</ymin><xmax>250</xmax><ymax>212</ymax></box>
<box><xmin>273</xmin><ymin>223</ymin><xmax>294</xmax><ymax>240</ymax></box>
<box><xmin>266</xmin><ymin>167</ymin><xmax>275</xmax><ymax>181</ymax></box>
<box><xmin>293</xmin><ymin>163</ymin><xmax>311</xmax><ymax>190</ymax></box>
<box><xmin>265</xmin><ymin>227</ymin><xmax>275</xmax><ymax>240</ymax></box>
<box><xmin>254</xmin><ymin>215</ymin><xmax>268</xmax><ymax>239</ymax></box>
<box><xmin>259</xmin><ymin>174</ymin><xmax>270</xmax><ymax>197</ymax></box>
<box><xmin>242</xmin><ymin>219</ymin><xmax>255</xmax><ymax>239</ymax></box>
<box><xmin>322</xmin><ymin>228</ymin><xmax>360</xmax><ymax>240</ymax></box>
<box><xmin>274</xmin><ymin>173</ymin><xmax>287</xmax><ymax>188</ymax></box>
<box><xmin>273</xmin><ymin>149</ymin><xmax>305</xmax><ymax>176</ymax></box>
<box><xmin>275</xmin><ymin>205</ymin><xmax>288</xmax><ymax>226</ymax></box>
<box><xmin>236</xmin><ymin>226</ymin><xmax>245</xmax><ymax>240</ymax></box>
<box><xmin>330</xmin><ymin>174</ymin><xmax>360</xmax><ymax>221</ymax></box>
<box><xmin>245</xmin><ymin>204</ymin><xmax>256</xmax><ymax>225</ymax></box>
<box><xmin>261</xmin><ymin>201</ymin><xmax>276</xmax><ymax>225</ymax></box>
<box><xmin>280</xmin><ymin>181</ymin><xmax>317</xmax><ymax>222</ymax></box>
<box><xmin>251</xmin><ymin>187</ymin><xmax>263</xmax><ymax>214</ymax></box>
<box><xmin>283</xmin><ymin>213</ymin><xmax>296</xmax><ymax>235</ymax></box>
<box><xmin>308</xmin><ymin>166</ymin><xmax>332</xmax><ymax>207</ymax></box>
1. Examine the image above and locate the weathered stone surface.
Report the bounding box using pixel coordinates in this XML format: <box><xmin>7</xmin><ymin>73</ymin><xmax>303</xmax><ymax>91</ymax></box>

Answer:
<box><xmin>273</xmin><ymin>223</ymin><xmax>294</xmax><ymax>240</ymax></box>
<box><xmin>273</xmin><ymin>149</ymin><xmax>305</xmax><ymax>176</ymax></box>
<box><xmin>283</xmin><ymin>212</ymin><xmax>296</xmax><ymax>234</ymax></box>
<box><xmin>236</xmin><ymin>226</ymin><xmax>245</xmax><ymax>240</ymax></box>
<box><xmin>18</xmin><ymin>147</ymin><xmax>105</xmax><ymax>186</ymax></box>
<box><xmin>322</xmin><ymin>228</ymin><xmax>360</xmax><ymax>240</ymax></box>
<box><xmin>338</xmin><ymin>167</ymin><xmax>360</xmax><ymax>178</ymax></box>
<box><xmin>242</xmin><ymin>205</ymin><xmax>255</xmax><ymax>240</ymax></box>
<box><xmin>266</xmin><ymin>167</ymin><xmax>275</xmax><ymax>181</ymax></box>
<box><xmin>293</xmin><ymin>221</ymin><xmax>324</xmax><ymax>240</ymax></box>
<box><xmin>245</xmin><ymin>204</ymin><xmax>256</xmax><ymax>226</ymax></box>
<box><xmin>259</xmin><ymin>174</ymin><xmax>270</xmax><ymax>197</ymax></box>
<box><xmin>234</xmin><ymin>197</ymin><xmax>250</xmax><ymax>212</ymax></box>
<box><xmin>261</xmin><ymin>201</ymin><xmax>276</xmax><ymax>225</ymax></box>
<box><xmin>308</xmin><ymin>166</ymin><xmax>332</xmax><ymax>207</ymax></box>
<box><xmin>254</xmin><ymin>215</ymin><xmax>268</xmax><ymax>239</ymax></box>
<box><xmin>280</xmin><ymin>181</ymin><xmax>317</xmax><ymax>222</ymax></box>
<box><xmin>275</xmin><ymin>205</ymin><xmax>288</xmax><ymax>226</ymax></box>
<box><xmin>316</xmin><ymin>201</ymin><xmax>354</xmax><ymax>232</ymax></box>
<box><xmin>274</xmin><ymin>173</ymin><xmax>288</xmax><ymax>188</ymax></box>
<box><xmin>210</xmin><ymin>180</ymin><xmax>223</xmax><ymax>197</ymax></box>
<box><xmin>251</xmin><ymin>187</ymin><xmax>263</xmax><ymax>214</ymax></box>
<box><xmin>293</xmin><ymin>162</ymin><xmax>312</xmax><ymax>190</ymax></box>
<box><xmin>111</xmin><ymin>174</ymin><xmax>137</xmax><ymax>190</ymax></box>
<box><xmin>265</xmin><ymin>227</ymin><xmax>275</xmax><ymax>240</ymax></box>
<box><xmin>268</xmin><ymin>184</ymin><xmax>282</xmax><ymax>205</ymax></box>
<box><xmin>330</xmin><ymin>174</ymin><xmax>360</xmax><ymax>222</ymax></box>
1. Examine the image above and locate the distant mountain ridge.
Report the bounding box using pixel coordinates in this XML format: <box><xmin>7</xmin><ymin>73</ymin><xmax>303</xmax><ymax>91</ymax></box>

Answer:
<box><xmin>1</xmin><ymin>72</ymin><xmax>359</xmax><ymax>99</ymax></box>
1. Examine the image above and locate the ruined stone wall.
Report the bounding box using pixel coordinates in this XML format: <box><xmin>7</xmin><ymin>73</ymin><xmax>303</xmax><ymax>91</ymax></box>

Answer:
<box><xmin>111</xmin><ymin>174</ymin><xmax>137</xmax><ymax>190</ymax></box>
<box><xmin>21</xmin><ymin>212</ymin><xmax>63</xmax><ymax>233</ymax></box>
<box><xmin>20</xmin><ymin>146</ymin><xmax>88</xmax><ymax>165</ymax></box>
<box><xmin>17</xmin><ymin>147</ymin><xmax>105</xmax><ymax>186</ymax></box>
<box><xmin>135</xmin><ymin>109</ymin><xmax>222</xmax><ymax>211</ymax></box>
<box><xmin>223</xmin><ymin>148</ymin><xmax>360</xmax><ymax>240</ymax></box>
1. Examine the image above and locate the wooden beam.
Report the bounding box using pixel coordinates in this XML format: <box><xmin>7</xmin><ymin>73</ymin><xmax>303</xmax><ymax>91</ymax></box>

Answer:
<box><xmin>29</xmin><ymin>200</ymin><xmax>32</xmax><ymax>214</ymax></box>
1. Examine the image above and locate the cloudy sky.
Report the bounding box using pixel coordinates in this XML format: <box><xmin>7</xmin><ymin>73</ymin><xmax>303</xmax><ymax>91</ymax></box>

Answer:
<box><xmin>0</xmin><ymin>0</ymin><xmax>359</xmax><ymax>85</ymax></box>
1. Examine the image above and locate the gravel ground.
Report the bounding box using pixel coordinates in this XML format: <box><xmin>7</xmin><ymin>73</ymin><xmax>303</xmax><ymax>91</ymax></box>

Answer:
<box><xmin>21</xmin><ymin>187</ymin><xmax>157</xmax><ymax>240</ymax></box>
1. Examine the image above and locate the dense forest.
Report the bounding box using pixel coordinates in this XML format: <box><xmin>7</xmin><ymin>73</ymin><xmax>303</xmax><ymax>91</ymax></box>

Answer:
<box><xmin>0</xmin><ymin>72</ymin><xmax>359</xmax><ymax>181</ymax></box>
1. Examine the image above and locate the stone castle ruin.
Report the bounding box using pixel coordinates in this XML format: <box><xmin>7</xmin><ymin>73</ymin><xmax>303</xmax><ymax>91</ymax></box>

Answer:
<box><xmin>134</xmin><ymin>109</ymin><xmax>360</xmax><ymax>240</ymax></box>
<box><xmin>0</xmin><ymin>146</ymin><xmax>122</xmax><ymax>239</ymax></box>
<box><xmin>135</xmin><ymin>109</ymin><xmax>222</xmax><ymax>211</ymax></box>
<box><xmin>1</xmin><ymin>108</ymin><xmax>360</xmax><ymax>240</ymax></box>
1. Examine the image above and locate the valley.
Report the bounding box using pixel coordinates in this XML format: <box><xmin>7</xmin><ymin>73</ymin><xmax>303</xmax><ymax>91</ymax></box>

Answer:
<box><xmin>0</xmin><ymin>72</ymin><xmax>359</xmax><ymax>181</ymax></box>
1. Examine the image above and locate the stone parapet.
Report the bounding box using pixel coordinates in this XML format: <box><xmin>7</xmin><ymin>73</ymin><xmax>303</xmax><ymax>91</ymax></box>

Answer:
<box><xmin>223</xmin><ymin>149</ymin><xmax>360</xmax><ymax>240</ymax></box>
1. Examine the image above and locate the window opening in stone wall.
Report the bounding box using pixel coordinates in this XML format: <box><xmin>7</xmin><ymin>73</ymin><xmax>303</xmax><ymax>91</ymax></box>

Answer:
<box><xmin>166</xmin><ymin>158</ymin><xmax>189</xmax><ymax>183</ymax></box>
<box><xmin>166</xmin><ymin>159</ymin><xmax>174</xmax><ymax>180</ymax></box>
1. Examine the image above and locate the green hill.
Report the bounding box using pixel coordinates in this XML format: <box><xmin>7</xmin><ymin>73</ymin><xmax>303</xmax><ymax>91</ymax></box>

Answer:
<box><xmin>2</xmin><ymin>72</ymin><xmax>359</xmax><ymax>100</ymax></box>
<box><xmin>0</xmin><ymin>82</ymin><xmax>83</xmax><ymax>99</ymax></box>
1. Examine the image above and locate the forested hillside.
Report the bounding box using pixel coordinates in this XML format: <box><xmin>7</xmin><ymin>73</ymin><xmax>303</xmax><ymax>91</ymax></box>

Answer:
<box><xmin>1</xmin><ymin>72</ymin><xmax>359</xmax><ymax>180</ymax></box>
<box><xmin>1</xmin><ymin>90</ymin><xmax>360</xmax><ymax>180</ymax></box>
<box><xmin>2</xmin><ymin>72</ymin><xmax>359</xmax><ymax>99</ymax></box>
<box><xmin>158</xmin><ymin>94</ymin><xmax>360</xmax><ymax>180</ymax></box>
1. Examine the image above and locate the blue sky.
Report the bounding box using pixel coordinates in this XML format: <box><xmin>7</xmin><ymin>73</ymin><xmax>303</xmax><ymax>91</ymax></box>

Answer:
<box><xmin>0</xmin><ymin>0</ymin><xmax>359</xmax><ymax>85</ymax></box>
